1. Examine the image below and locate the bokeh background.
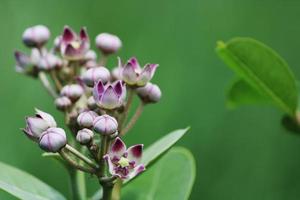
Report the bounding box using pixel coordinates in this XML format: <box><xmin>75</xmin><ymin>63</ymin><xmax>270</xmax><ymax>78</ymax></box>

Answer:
<box><xmin>1</xmin><ymin>0</ymin><xmax>300</xmax><ymax>199</ymax></box>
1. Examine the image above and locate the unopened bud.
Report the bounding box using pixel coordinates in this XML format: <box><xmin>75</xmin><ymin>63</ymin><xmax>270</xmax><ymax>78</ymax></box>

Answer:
<box><xmin>136</xmin><ymin>83</ymin><xmax>161</xmax><ymax>104</ymax></box>
<box><xmin>22</xmin><ymin>25</ymin><xmax>50</xmax><ymax>48</ymax></box>
<box><xmin>87</xmin><ymin>96</ymin><xmax>97</xmax><ymax>109</ymax></box>
<box><xmin>93</xmin><ymin>114</ymin><xmax>118</xmax><ymax>135</ymax></box>
<box><xmin>81</xmin><ymin>67</ymin><xmax>110</xmax><ymax>87</ymax></box>
<box><xmin>39</xmin><ymin>127</ymin><xmax>67</xmax><ymax>152</ymax></box>
<box><xmin>77</xmin><ymin>110</ymin><xmax>98</xmax><ymax>128</ymax></box>
<box><xmin>55</xmin><ymin>96</ymin><xmax>72</xmax><ymax>111</ymax></box>
<box><xmin>60</xmin><ymin>84</ymin><xmax>84</xmax><ymax>102</ymax></box>
<box><xmin>76</xmin><ymin>128</ymin><xmax>94</xmax><ymax>145</ymax></box>
<box><xmin>95</xmin><ymin>33</ymin><xmax>122</xmax><ymax>55</ymax></box>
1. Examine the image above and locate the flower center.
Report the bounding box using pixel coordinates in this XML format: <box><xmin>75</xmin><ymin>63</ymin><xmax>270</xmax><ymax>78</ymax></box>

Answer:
<box><xmin>118</xmin><ymin>157</ymin><xmax>129</xmax><ymax>168</ymax></box>
<box><xmin>71</xmin><ymin>41</ymin><xmax>80</xmax><ymax>49</ymax></box>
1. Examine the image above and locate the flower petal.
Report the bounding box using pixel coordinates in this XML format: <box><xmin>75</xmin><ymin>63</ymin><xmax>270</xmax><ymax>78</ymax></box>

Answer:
<box><xmin>137</xmin><ymin>64</ymin><xmax>158</xmax><ymax>86</ymax></box>
<box><xmin>93</xmin><ymin>81</ymin><xmax>105</xmax><ymax>101</ymax></box>
<box><xmin>62</xmin><ymin>26</ymin><xmax>75</xmax><ymax>43</ymax></box>
<box><xmin>26</xmin><ymin>117</ymin><xmax>49</xmax><ymax>138</ymax></box>
<box><xmin>113</xmin><ymin>81</ymin><xmax>123</xmax><ymax>97</ymax></box>
<box><xmin>35</xmin><ymin>108</ymin><xmax>57</xmax><ymax>127</ymax></box>
<box><xmin>109</xmin><ymin>137</ymin><xmax>126</xmax><ymax>160</ymax></box>
<box><xmin>103</xmin><ymin>154</ymin><xmax>117</xmax><ymax>176</ymax></box>
<box><xmin>100</xmin><ymin>86</ymin><xmax>120</xmax><ymax>109</ymax></box>
<box><xmin>122</xmin><ymin>61</ymin><xmax>139</xmax><ymax>85</ymax></box>
<box><xmin>128</xmin><ymin>164</ymin><xmax>145</xmax><ymax>180</ymax></box>
<box><xmin>128</xmin><ymin>57</ymin><xmax>140</xmax><ymax>70</ymax></box>
<box><xmin>80</xmin><ymin>27</ymin><xmax>89</xmax><ymax>41</ymax></box>
<box><xmin>126</xmin><ymin>144</ymin><xmax>143</xmax><ymax>164</ymax></box>
<box><xmin>64</xmin><ymin>44</ymin><xmax>78</xmax><ymax>58</ymax></box>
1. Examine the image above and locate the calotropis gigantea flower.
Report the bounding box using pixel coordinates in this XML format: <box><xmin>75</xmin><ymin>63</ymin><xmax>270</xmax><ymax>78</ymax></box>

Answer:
<box><xmin>95</xmin><ymin>33</ymin><xmax>122</xmax><ymax>55</ymax></box>
<box><xmin>22</xmin><ymin>25</ymin><xmax>50</xmax><ymax>48</ymax></box>
<box><xmin>39</xmin><ymin>127</ymin><xmax>67</xmax><ymax>152</ymax></box>
<box><xmin>121</xmin><ymin>57</ymin><xmax>158</xmax><ymax>87</ymax></box>
<box><xmin>23</xmin><ymin>109</ymin><xmax>57</xmax><ymax>140</ymax></box>
<box><xmin>136</xmin><ymin>82</ymin><xmax>162</xmax><ymax>104</ymax></box>
<box><xmin>103</xmin><ymin>137</ymin><xmax>145</xmax><ymax>180</ymax></box>
<box><xmin>81</xmin><ymin>66</ymin><xmax>111</xmax><ymax>87</ymax></box>
<box><xmin>60</xmin><ymin>26</ymin><xmax>90</xmax><ymax>60</ymax></box>
<box><xmin>93</xmin><ymin>80</ymin><xmax>126</xmax><ymax>110</ymax></box>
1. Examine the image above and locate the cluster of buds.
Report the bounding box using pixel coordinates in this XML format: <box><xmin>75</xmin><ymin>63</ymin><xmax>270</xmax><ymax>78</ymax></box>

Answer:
<box><xmin>16</xmin><ymin>25</ymin><xmax>162</xmax><ymax>189</ymax></box>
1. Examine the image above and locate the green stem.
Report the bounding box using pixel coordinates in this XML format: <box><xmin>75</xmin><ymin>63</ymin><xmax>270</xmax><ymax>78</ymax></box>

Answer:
<box><xmin>38</xmin><ymin>72</ymin><xmax>58</xmax><ymax>98</ymax></box>
<box><xmin>119</xmin><ymin>89</ymin><xmax>134</xmax><ymax>132</ymax></box>
<box><xmin>65</xmin><ymin>144</ymin><xmax>98</xmax><ymax>169</ymax></box>
<box><xmin>120</xmin><ymin>102</ymin><xmax>144</xmax><ymax>136</ymax></box>
<box><xmin>101</xmin><ymin>184</ymin><xmax>113</xmax><ymax>200</ymax></box>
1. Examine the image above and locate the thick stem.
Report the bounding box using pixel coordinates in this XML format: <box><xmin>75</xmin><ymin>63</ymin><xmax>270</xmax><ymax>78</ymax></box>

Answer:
<box><xmin>69</xmin><ymin>169</ymin><xmax>85</xmax><ymax>200</ymax></box>
<box><xmin>101</xmin><ymin>184</ymin><xmax>113</xmax><ymax>200</ymax></box>
<box><xmin>112</xmin><ymin>179</ymin><xmax>122</xmax><ymax>200</ymax></box>
<box><xmin>120</xmin><ymin>102</ymin><xmax>144</xmax><ymax>136</ymax></box>
<box><xmin>38</xmin><ymin>72</ymin><xmax>58</xmax><ymax>98</ymax></box>
<box><xmin>65</xmin><ymin>144</ymin><xmax>98</xmax><ymax>169</ymax></box>
<box><xmin>98</xmin><ymin>136</ymin><xmax>109</xmax><ymax>177</ymax></box>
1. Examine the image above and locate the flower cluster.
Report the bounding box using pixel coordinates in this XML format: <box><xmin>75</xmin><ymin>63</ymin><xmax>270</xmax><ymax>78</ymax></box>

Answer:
<box><xmin>15</xmin><ymin>25</ymin><xmax>162</xmax><ymax>185</ymax></box>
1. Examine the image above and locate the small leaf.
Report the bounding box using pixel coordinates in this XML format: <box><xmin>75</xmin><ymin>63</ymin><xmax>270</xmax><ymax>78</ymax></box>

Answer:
<box><xmin>216</xmin><ymin>38</ymin><xmax>298</xmax><ymax>116</ymax></box>
<box><xmin>227</xmin><ymin>78</ymin><xmax>270</xmax><ymax>108</ymax></box>
<box><xmin>122</xmin><ymin>147</ymin><xmax>196</xmax><ymax>200</ymax></box>
<box><xmin>0</xmin><ymin>161</ymin><xmax>66</xmax><ymax>200</ymax></box>
<box><xmin>124</xmin><ymin>127</ymin><xmax>189</xmax><ymax>184</ymax></box>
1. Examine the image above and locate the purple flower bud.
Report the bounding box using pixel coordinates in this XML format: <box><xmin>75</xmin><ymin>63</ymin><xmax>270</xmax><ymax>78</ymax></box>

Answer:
<box><xmin>87</xmin><ymin>96</ymin><xmax>97</xmax><ymax>109</ymax></box>
<box><xmin>22</xmin><ymin>25</ymin><xmax>50</xmax><ymax>48</ymax></box>
<box><xmin>121</xmin><ymin>57</ymin><xmax>158</xmax><ymax>87</ymax></box>
<box><xmin>23</xmin><ymin>109</ymin><xmax>57</xmax><ymax>140</ymax></box>
<box><xmin>111</xmin><ymin>67</ymin><xmax>122</xmax><ymax>81</ymax></box>
<box><xmin>93</xmin><ymin>80</ymin><xmax>126</xmax><ymax>110</ymax></box>
<box><xmin>39</xmin><ymin>127</ymin><xmax>67</xmax><ymax>152</ymax></box>
<box><xmin>77</xmin><ymin>110</ymin><xmax>98</xmax><ymax>128</ymax></box>
<box><xmin>84</xmin><ymin>50</ymin><xmax>97</xmax><ymax>61</ymax></box>
<box><xmin>76</xmin><ymin>128</ymin><xmax>94</xmax><ymax>145</ymax></box>
<box><xmin>136</xmin><ymin>83</ymin><xmax>162</xmax><ymax>104</ymax></box>
<box><xmin>55</xmin><ymin>96</ymin><xmax>72</xmax><ymax>111</ymax></box>
<box><xmin>14</xmin><ymin>51</ymin><xmax>32</xmax><ymax>74</ymax></box>
<box><xmin>81</xmin><ymin>67</ymin><xmax>110</xmax><ymax>87</ymax></box>
<box><xmin>60</xmin><ymin>26</ymin><xmax>90</xmax><ymax>60</ymax></box>
<box><xmin>93</xmin><ymin>114</ymin><xmax>118</xmax><ymax>135</ymax></box>
<box><xmin>95</xmin><ymin>33</ymin><xmax>122</xmax><ymax>55</ymax></box>
<box><xmin>60</xmin><ymin>84</ymin><xmax>84</xmax><ymax>102</ymax></box>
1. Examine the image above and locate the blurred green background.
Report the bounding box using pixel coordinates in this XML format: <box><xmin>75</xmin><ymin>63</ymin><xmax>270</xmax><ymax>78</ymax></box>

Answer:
<box><xmin>1</xmin><ymin>0</ymin><xmax>300</xmax><ymax>199</ymax></box>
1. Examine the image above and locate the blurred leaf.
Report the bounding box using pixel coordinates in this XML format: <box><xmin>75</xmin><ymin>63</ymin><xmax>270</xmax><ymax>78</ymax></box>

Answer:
<box><xmin>124</xmin><ymin>127</ymin><xmax>189</xmax><ymax>184</ymax></box>
<box><xmin>122</xmin><ymin>147</ymin><xmax>196</xmax><ymax>200</ymax></box>
<box><xmin>227</xmin><ymin>78</ymin><xmax>270</xmax><ymax>108</ymax></box>
<box><xmin>89</xmin><ymin>188</ymin><xmax>102</xmax><ymax>200</ymax></box>
<box><xmin>0</xmin><ymin>161</ymin><xmax>66</xmax><ymax>200</ymax></box>
<box><xmin>216</xmin><ymin>38</ymin><xmax>298</xmax><ymax>116</ymax></box>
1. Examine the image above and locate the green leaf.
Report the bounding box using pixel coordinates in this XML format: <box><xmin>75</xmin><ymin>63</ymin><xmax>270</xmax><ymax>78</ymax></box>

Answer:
<box><xmin>122</xmin><ymin>147</ymin><xmax>196</xmax><ymax>200</ymax></box>
<box><xmin>0</xmin><ymin>161</ymin><xmax>66</xmax><ymax>200</ymax></box>
<box><xmin>216</xmin><ymin>38</ymin><xmax>298</xmax><ymax>116</ymax></box>
<box><xmin>227</xmin><ymin>78</ymin><xmax>270</xmax><ymax>108</ymax></box>
<box><xmin>124</xmin><ymin>127</ymin><xmax>189</xmax><ymax>184</ymax></box>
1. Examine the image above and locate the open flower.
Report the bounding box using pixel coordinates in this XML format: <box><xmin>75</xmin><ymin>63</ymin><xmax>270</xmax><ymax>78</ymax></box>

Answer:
<box><xmin>103</xmin><ymin>137</ymin><xmax>145</xmax><ymax>180</ymax></box>
<box><xmin>23</xmin><ymin>109</ymin><xmax>57</xmax><ymax>140</ymax></box>
<box><xmin>93</xmin><ymin>80</ymin><xmax>126</xmax><ymax>110</ymax></box>
<box><xmin>60</xmin><ymin>26</ymin><xmax>90</xmax><ymax>60</ymax></box>
<box><xmin>121</xmin><ymin>57</ymin><xmax>158</xmax><ymax>87</ymax></box>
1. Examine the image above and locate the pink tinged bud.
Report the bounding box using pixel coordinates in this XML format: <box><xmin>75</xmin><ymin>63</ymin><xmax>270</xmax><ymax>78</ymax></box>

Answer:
<box><xmin>60</xmin><ymin>26</ymin><xmax>90</xmax><ymax>60</ymax></box>
<box><xmin>22</xmin><ymin>25</ymin><xmax>50</xmax><ymax>48</ymax></box>
<box><xmin>39</xmin><ymin>127</ymin><xmax>67</xmax><ymax>152</ymax></box>
<box><xmin>136</xmin><ymin>82</ymin><xmax>162</xmax><ymax>104</ymax></box>
<box><xmin>77</xmin><ymin>110</ymin><xmax>98</xmax><ymax>128</ymax></box>
<box><xmin>55</xmin><ymin>96</ymin><xmax>72</xmax><ymax>111</ymax></box>
<box><xmin>104</xmin><ymin>137</ymin><xmax>145</xmax><ymax>180</ymax></box>
<box><xmin>95</xmin><ymin>33</ymin><xmax>122</xmax><ymax>55</ymax></box>
<box><xmin>122</xmin><ymin>57</ymin><xmax>158</xmax><ymax>86</ymax></box>
<box><xmin>84</xmin><ymin>50</ymin><xmax>97</xmax><ymax>61</ymax></box>
<box><xmin>93</xmin><ymin>80</ymin><xmax>126</xmax><ymax>110</ymax></box>
<box><xmin>60</xmin><ymin>84</ymin><xmax>84</xmax><ymax>102</ymax></box>
<box><xmin>14</xmin><ymin>51</ymin><xmax>31</xmax><ymax>73</ymax></box>
<box><xmin>53</xmin><ymin>36</ymin><xmax>62</xmax><ymax>52</ymax></box>
<box><xmin>76</xmin><ymin>128</ymin><xmax>94</xmax><ymax>145</ymax></box>
<box><xmin>81</xmin><ymin>67</ymin><xmax>110</xmax><ymax>87</ymax></box>
<box><xmin>93</xmin><ymin>114</ymin><xmax>118</xmax><ymax>135</ymax></box>
<box><xmin>24</xmin><ymin>109</ymin><xmax>57</xmax><ymax>140</ymax></box>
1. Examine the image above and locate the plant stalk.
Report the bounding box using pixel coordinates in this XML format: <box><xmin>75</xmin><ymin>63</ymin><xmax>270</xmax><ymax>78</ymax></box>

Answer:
<box><xmin>120</xmin><ymin>102</ymin><xmax>144</xmax><ymax>136</ymax></box>
<box><xmin>38</xmin><ymin>72</ymin><xmax>58</xmax><ymax>98</ymax></box>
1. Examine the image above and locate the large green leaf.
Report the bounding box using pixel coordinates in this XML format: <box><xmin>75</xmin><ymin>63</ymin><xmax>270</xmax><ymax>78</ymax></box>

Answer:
<box><xmin>216</xmin><ymin>38</ymin><xmax>298</xmax><ymax>116</ymax></box>
<box><xmin>124</xmin><ymin>127</ymin><xmax>189</xmax><ymax>184</ymax></box>
<box><xmin>122</xmin><ymin>147</ymin><xmax>196</xmax><ymax>200</ymax></box>
<box><xmin>0</xmin><ymin>162</ymin><xmax>66</xmax><ymax>200</ymax></box>
<box><xmin>227</xmin><ymin>78</ymin><xmax>270</xmax><ymax>108</ymax></box>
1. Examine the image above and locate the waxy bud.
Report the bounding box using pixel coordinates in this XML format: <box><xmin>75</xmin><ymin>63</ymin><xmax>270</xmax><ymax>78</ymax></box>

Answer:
<box><xmin>55</xmin><ymin>96</ymin><xmax>72</xmax><ymax>111</ymax></box>
<box><xmin>22</xmin><ymin>25</ymin><xmax>50</xmax><ymax>48</ymax></box>
<box><xmin>60</xmin><ymin>84</ymin><xmax>84</xmax><ymax>102</ymax></box>
<box><xmin>39</xmin><ymin>127</ymin><xmax>67</xmax><ymax>152</ymax></box>
<box><xmin>23</xmin><ymin>109</ymin><xmax>57</xmax><ymax>140</ymax></box>
<box><xmin>81</xmin><ymin>67</ymin><xmax>110</xmax><ymax>87</ymax></box>
<box><xmin>136</xmin><ymin>83</ymin><xmax>162</xmax><ymax>104</ymax></box>
<box><xmin>93</xmin><ymin>114</ymin><xmax>118</xmax><ymax>135</ymax></box>
<box><xmin>77</xmin><ymin>110</ymin><xmax>98</xmax><ymax>128</ymax></box>
<box><xmin>95</xmin><ymin>33</ymin><xmax>122</xmax><ymax>55</ymax></box>
<box><xmin>76</xmin><ymin>128</ymin><xmax>94</xmax><ymax>145</ymax></box>
<box><xmin>84</xmin><ymin>50</ymin><xmax>97</xmax><ymax>61</ymax></box>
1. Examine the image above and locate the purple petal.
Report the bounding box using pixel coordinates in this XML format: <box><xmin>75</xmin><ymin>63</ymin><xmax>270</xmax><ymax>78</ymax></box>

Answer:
<box><xmin>103</xmin><ymin>154</ymin><xmax>117</xmax><ymax>176</ymax></box>
<box><xmin>113</xmin><ymin>81</ymin><xmax>123</xmax><ymax>97</ymax></box>
<box><xmin>127</xmin><ymin>144</ymin><xmax>143</xmax><ymax>164</ymax></box>
<box><xmin>137</xmin><ymin>64</ymin><xmax>158</xmax><ymax>86</ymax></box>
<box><xmin>122</xmin><ymin>62</ymin><xmax>139</xmax><ymax>85</ymax></box>
<box><xmin>128</xmin><ymin>57</ymin><xmax>140</xmax><ymax>70</ymax></box>
<box><xmin>62</xmin><ymin>26</ymin><xmax>75</xmax><ymax>43</ymax></box>
<box><xmin>128</xmin><ymin>164</ymin><xmax>146</xmax><ymax>179</ymax></box>
<box><xmin>64</xmin><ymin>44</ymin><xmax>78</xmax><ymax>57</ymax></box>
<box><xmin>109</xmin><ymin>137</ymin><xmax>126</xmax><ymax>160</ymax></box>
<box><xmin>80</xmin><ymin>27</ymin><xmax>89</xmax><ymax>41</ymax></box>
<box><xmin>93</xmin><ymin>81</ymin><xmax>105</xmax><ymax>101</ymax></box>
<box><xmin>100</xmin><ymin>86</ymin><xmax>120</xmax><ymax>109</ymax></box>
